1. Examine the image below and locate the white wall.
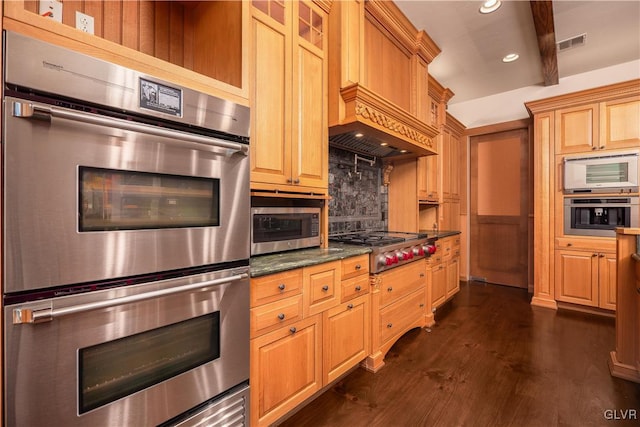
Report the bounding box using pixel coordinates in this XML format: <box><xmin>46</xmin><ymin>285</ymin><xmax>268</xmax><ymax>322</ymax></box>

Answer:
<box><xmin>448</xmin><ymin>60</ymin><xmax>640</xmax><ymax>129</ymax></box>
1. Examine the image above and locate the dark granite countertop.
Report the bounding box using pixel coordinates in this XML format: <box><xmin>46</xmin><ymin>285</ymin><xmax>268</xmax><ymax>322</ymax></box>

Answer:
<box><xmin>419</xmin><ymin>229</ymin><xmax>461</xmax><ymax>239</ymax></box>
<box><xmin>250</xmin><ymin>244</ymin><xmax>372</xmax><ymax>277</ymax></box>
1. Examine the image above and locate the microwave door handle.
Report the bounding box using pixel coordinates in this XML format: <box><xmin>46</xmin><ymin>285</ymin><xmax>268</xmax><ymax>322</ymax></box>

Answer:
<box><xmin>12</xmin><ymin>272</ymin><xmax>249</xmax><ymax>325</ymax></box>
<box><xmin>12</xmin><ymin>101</ymin><xmax>248</xmax><ymax>157</ymax></box>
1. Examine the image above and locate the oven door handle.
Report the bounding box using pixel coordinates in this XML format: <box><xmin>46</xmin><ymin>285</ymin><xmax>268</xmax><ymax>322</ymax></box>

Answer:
<box><xmin>12</xmin><ymin>273</ymin><xmax>249</xmax><ymax>325</ymax></box>
<box><xmin>12</xmin><ymin>101</ymin><xmax>248</xmax><ymax>157</ymax></box>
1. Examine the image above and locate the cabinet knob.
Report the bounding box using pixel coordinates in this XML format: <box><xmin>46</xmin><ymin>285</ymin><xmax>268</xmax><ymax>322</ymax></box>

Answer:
<box><xmin>599</xmin><ymin>253</ymin><xmax>605</xmax><ymax>258</ymax></box>
<box><xmin>420</xmin><ymin>273</ymin><xmax>425</xmax><ymax>278</ymax></box>
<box><xmin>278</xmin><ymin>313</ymin><xmax>285</xmax><ymax>321</ymax></box>
<box><xmin>347</xmin><ymin>303</ymin><xmax>354</xmax><ymax>310</ymax></box>
<box><xmin>355</xmin><ymin>285</ymin><xmax>362</xmax><ymax>291</ymax></box>
<box><xmin>322</xmin><ymin>285</ymin><xmax>329</xmax><ymax>292</ymax></box>
<box><xmin>355</xmin><ymin>264</ymin><xmax>361</xmax><ymax>270</ymax></box>
<box><xmin>419</xmin><ymin>303</ymin><xmax>425</xmax><ymax>308</ymax></box>
<box><xmin>286</xmin><ymin>178</ymin><xmax>292</xmax><ymax>183</ymax></box>
<box><xmin>592</xmin><ymin>253</ymin><xmax>598</xmax><ymax>257</ymax></box>
<box><xmin>387</xmin><ymin>286</ymin><xmax>393</xmax><ymax>292</ymax></box>
<box><xmin>289</xmin><ymin>327</ymin><xmax>297</xmax><ymax>334</ymax></box>
<box><xmin>387</xmin><ymin>323</ymin><xmax>393</xmax><ymax>328</ymax></box>
<box><xmin>599</xmin><ymin>146</ymin><xmax>605</xmax><ymax>149</ymax></box>
<box><xmin>592</xmin><ymin>146</ymin><xmax>597</xmax><ymax>150</ymax></box>
<box><xmin>293</xmin><ymin>178</ymin><xmax>300</xmax><ymax>184</ymax></box>
<box><xmin>278</xmin><ymin>283</ymin><xmax>286</xmax><ymax>291</ymax></box>
<box><xmin>567</xmin><ymin>243</ymin><xmax>572</xmax><ymax>247</ymax></box>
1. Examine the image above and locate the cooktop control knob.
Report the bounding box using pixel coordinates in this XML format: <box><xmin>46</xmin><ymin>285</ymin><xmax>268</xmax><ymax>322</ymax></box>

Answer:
<box><xmin>413</xmin><ymin>246</ymin><xmax>425</xmax><ymax>256</ymax></box>
<box><xmin>423</xmin><ymin>244</ymin><xmax>437</xmax><ymax>255</ymax></box>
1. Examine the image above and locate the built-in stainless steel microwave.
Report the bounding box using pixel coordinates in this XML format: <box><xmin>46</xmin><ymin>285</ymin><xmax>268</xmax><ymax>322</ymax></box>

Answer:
<box><xmin>251</xmin><ymin>207</ymin><xmax>321</xmax><ymax>255</ymax></box>
<box><xmin>563</xmin><ymin>150</ymin><xmax>639</xmax><ymax>193</ymax></box>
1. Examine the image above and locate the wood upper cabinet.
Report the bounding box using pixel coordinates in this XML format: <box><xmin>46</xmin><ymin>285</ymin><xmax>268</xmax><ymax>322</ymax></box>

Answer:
<box><xmin>250</xmin><ymin>0</ymin><xmax>329</xmax><ymax>193</ymax></box>
<box><xmin>599</xmin><ymin>97</ymin><xmax>640</xmax><ymax>150</ymax></box>
<box><xmin>555</xmin><ymin>96</ymin><xmax>639</xmax><ymax>154</ymax></box>
<box><xmin>4</xmin><ymin>1</ymin><xmax>248</xmax><ymax>101</ymax></box>
<box><xmin>555</xmin><ymin>103</ymin><xmax>599</xmax><ymax>154</ymax></box>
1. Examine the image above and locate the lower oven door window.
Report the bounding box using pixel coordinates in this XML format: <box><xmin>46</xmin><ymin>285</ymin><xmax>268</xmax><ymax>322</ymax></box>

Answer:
<box><xmin>79</xmin><ymin>312</ymin><xmax>220</xmax><ymax>414</ymax></box>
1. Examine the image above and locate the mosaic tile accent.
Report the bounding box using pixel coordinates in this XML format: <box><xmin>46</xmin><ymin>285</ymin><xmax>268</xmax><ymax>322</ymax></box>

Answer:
<box><xmin>328</xmin><ymin>147</ymin><xmax>387</xmax><ymax>233</ymax></box>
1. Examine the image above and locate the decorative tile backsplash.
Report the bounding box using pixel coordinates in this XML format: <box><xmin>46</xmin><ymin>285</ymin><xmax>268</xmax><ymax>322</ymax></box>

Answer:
<box><xmin>328</xmin><ymin>147</ymin><xmax>387</xmax><ymax>234</ymax></box>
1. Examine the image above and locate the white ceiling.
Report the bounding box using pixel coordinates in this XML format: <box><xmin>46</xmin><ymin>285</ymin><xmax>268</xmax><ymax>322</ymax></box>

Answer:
<box><xmin>395</xmin><ymin>0</ymin><xmax>640</xmax><ymax>105</ymax></box>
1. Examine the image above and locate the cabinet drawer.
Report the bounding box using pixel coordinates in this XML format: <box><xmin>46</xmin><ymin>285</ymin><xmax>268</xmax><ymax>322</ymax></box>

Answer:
<box><xmin>440</xmin><ymin>238</ymin><xmax>454</xmax><ymax>261</ymax></box>
<box><xmin>341</xmin><ymin>274</ymin><xmax>370</xmax><ymax>302</ymax></box>
<box><xmin>377</xmin><ymin>261</ymin><xmax>425</xmax><ymax>308</ymax></box>
<box><xmin>251</xmin><ymin>294</ymin><xmax>303</xmax><ymax>338</ymax></box>
<box><xmin>303</xmin><ymin>261</ymin><xmax>341</xmax><ymax>316</ymax></box>
<box><xmin>341</xmin><ymin>254</ymin><xmax>369</xmax><ymax>279</ymax></box>
<box><xmin>251</xmin><ymin>269</ymin><xmax>303</xmax><ymax>308</ymax></box>
<box><xmin>379</xmin><ymin>289</ymin><xmax>425</xmax><ymax>344</ymax></box>
<box><xmin>555</xmin><ymin>237</ymin><xmax>616</xmax><ymax>253</ymax></box>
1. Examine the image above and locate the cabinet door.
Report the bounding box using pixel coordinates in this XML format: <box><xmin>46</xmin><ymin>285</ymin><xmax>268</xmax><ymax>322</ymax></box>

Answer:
<box><xmin>293</xmin><ymin>1</ymin><xmax>328</xmax><ymax>189</ymax></box>
<box><xmin>441</xmin><ymin>131</ymin><xmax>451</xmax><ymax>198</ymax></box>
<box><xmin>250</xmin><ymin>4</ymin><xmax>292</xmax><ymax>186</ymax></box>
<box><xmin>426</xmin><ymin>153</ymin><xmax>439</xmax><ymax>202</ymax></box>
<box><xmin>598</xmin><ymin>252</ymin><xmax>617</xmax><ymax>310</ymax></box>
<box><xmin>599</xmin><ymin>97</ymin><xmax>640</xmax><ymax>150</ymax></box>
<box><xmin>445</xmin><ymin>257</ymin><xmax>460</xmax><ymax>299</ymax></box>
<box><xmin>554</xmin><ymin>104</ymin><xmax>599</xmax><ymax>154</ymax></box>
<box><xmin>555</xmin><ymin>250</ymin><xmax>598</xmax><ymax>307</ymax></box>
<box><xmin>430</xmin><ymin>263</ymin><xmax>446</xmax><ymax>308</ymax></box>
<box><xmin>303</xmin><ymin>261</ymin><xmax>341</xmax><ymax>316</ymax></box>
<box><xmin>250</xmin><ymin>314</ymin><xmax>322</xmax><ymax>426</ymax></box>
<box><xmin>417</xmin><ymin>156</ymin><xmax>429</xmax><ymax>201</ymax></box>
<box><xmin>323</xmin><ymin>295</ymin><xmax>370</xmax><ymax>384</ymax></box>
<box><xmin>449</xmin><ymin>132</ymin><xmax>460</xmax><ymax>200</ymax></box>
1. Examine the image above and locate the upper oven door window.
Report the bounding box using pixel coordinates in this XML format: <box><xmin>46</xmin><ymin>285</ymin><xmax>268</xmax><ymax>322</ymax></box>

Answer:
<box><xmin>79</xmin><ymin>167</ymin><xmax>220</xmax><ymax>231</ymax></box>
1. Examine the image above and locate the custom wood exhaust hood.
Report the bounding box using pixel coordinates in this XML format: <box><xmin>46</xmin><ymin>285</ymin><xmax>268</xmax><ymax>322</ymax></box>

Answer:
<box><xmin>328</xmin><ymin>0</ymin><xmax>441</xmax><ymax>158</ymax></box>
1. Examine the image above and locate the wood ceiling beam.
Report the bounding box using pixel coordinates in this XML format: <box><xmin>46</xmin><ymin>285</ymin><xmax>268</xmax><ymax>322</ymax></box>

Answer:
<box><xmin>530</xmin><ymin>0</ymin><xmax>559</xmax><ymax>86</ymax></box>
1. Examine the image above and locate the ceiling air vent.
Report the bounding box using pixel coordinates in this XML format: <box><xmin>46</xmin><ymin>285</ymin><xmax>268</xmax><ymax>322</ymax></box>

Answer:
<box><xmin>557</xmin><ymin>33</ymin><xmax>587</xmax><ymax>52</ymax></box>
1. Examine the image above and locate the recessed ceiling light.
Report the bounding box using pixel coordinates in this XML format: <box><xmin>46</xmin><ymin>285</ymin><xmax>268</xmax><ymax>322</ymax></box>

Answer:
<box><xmin>380</xmin><ymin>142</ymin><xmax>389</xmax><ymax>146</ymax></box>
<box><xmin>479</xmin><ymin>0</ymin><xmax>501</xmax><ymax>14</ymax></box>
<box><xmin>502</xmin><ymin>53</ymin><xmax>519</xmax><ymax>63</ymax></box>
<box><xmin>400</xmin><ymin>149</ymin><xmax>408</xmax><ymax>153</ymax></box>
<box><xmin>355</xmin><ymin>132</ymin><xmax>364</xmax><ymax>138</ymax></box>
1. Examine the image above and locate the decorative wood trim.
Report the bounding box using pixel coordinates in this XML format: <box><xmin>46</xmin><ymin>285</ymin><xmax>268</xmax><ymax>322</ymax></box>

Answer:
<box><xmin>339</xmin><ymin>83</ymin><xmax>439</xmax><ymax>155</ymax></box>
<box><xmin>365</xmin><ymin>0</ymin><xmax>418</xmax><ymax>58</ymax></box>
<box><xmin>414</xmin><ymin>30</ymin><xmax>441</xmax><ymax>64</ymax></box>
<box><xmin>382</xmin><ymin>162</ymin><xmax>394</xmax><ymax>186</ymax></box>
<box><xmin>445</xmin><ymin>112</ymin><xmax>465</xmax><ymax>135</ymax></box>
<box><xmin>525</xmin><ymin>79</ymin><xmax>640</xmax><ymax>115</ymax></box>
<box><xmin>312</xmin><ymin>0</ymin><xmax>333</xmax><ymax>14</ymax></box>
<box><xmin>465</xmin><ymin>118</ymin><xmax>531</xmax><ymax>137</ymax></box>
<box><xmin>609</xmin><ymin>351</ymin><xmax>640</xmax><ymax>383</ymax></box>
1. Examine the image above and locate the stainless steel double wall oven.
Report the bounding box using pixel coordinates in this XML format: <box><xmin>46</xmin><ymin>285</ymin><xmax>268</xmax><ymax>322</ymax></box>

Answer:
<box><xmin>2</xmin><ymin>31</ymin><xmax>251</xmax><ymax>426</ymax></box>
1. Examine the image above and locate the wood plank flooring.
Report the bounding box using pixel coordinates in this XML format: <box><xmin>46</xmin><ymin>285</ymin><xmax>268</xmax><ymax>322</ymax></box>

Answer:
<box><xmin>277</xmin><ymin>281</ymin><xmax>640</xmax><ymax>426</ymax></box>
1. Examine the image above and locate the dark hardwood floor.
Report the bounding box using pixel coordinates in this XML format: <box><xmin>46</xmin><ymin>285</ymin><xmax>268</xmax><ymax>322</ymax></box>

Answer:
<box><xmin>277</xmin><ymin>281</ymin><xmax>640</xmax><ymax>427</ymax></box>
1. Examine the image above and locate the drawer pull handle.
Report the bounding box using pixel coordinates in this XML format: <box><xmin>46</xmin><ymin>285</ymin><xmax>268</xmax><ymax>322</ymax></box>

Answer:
<box><xmin>290</xmin><ymin>327</ymin><xmax>297</xmax><ymax>334</ymax></box>
<box><xmin>278</xmin><ymin>284</ymin><xmax>286</xmax><ymax>291</ymax></box>
<box><xmin>387</xmin><ymin>323</ymin><xmax>393</xmax><ymax>328</ymax></box>
<box><xmin>278</xmin><ymin>313</ymin><xmax>285</xmax><ymax>321</ymax></box>
<box><xmin>322</xmin><ymin>285</ymin><xmax>329</xmax><ymax>292</ymax></box>
<box><xmin>347</xmin><ymin>304</ymin><xmax>354</xmax><ymax>310</ymax></box>
<box><xmin>387</xmin><ymin>287</ymin><xmax>393</xmax><ymax>292</ymax></box>
<box><xmin>355</xmin><ymin>285</ymin><xmax>362</xmax><ymax>291</ymax></box>
<box><xmin>355</xmin><ymin>264</ymin><xmax>361</xmax><ymax>270</ymax></box>
<box><xmin>420</xmin><ymin>273</ymin><xmax>425</xmax><ymax>278</ymax></box>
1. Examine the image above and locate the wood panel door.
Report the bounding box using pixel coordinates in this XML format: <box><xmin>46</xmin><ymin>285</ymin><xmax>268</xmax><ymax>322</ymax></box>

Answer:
<box><xmin>470</xmin><ymin>129</ymin><xmax>529</xmax><ymax>288</ymax></box>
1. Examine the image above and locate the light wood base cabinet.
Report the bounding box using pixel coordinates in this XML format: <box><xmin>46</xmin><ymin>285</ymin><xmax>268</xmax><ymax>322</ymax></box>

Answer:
<box><xmin>555</xmin><ymin>249</ymin><xmax>616</xmax><ymax>310</ymax></box>
<box><xmin>363</xmin><ymin>261</ymin><xmax>426</xmax><ymax>373</ymax></box>
<box><xmin>251</xmin><ymin>314</ymin><xmax>322</xmax><ymax>426</ymax></box>
<box><xmin>250</xmin><ymin>255</ymin><xmax>370</xmax><ymax>425</ymax></box>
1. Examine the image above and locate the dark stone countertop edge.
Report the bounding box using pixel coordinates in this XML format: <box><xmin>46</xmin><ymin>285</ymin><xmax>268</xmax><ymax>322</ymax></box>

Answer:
<box><xmin>419</xmin><ymin>229</ymin><xmax>461</xmax><ymax>239</ymax></box>
<box><xmin>250</xmin><ymin>244</ymin><xmax>372</xmax><ymax>277</ymax></box>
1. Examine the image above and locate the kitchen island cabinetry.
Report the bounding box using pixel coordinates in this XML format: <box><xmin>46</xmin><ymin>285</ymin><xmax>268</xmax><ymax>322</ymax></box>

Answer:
<box><xmin>250</xmin><ymin>253</ymin><xmax>370</xmax><ymax>426</ymax></box>
<box><xmin>363</xmin><ymin>260</ymin><xmax>426</xmax><ymax>373</ymax></box>
<box><xmin>249</xmin><ymin>0</ymin><xmax>330</xmax><ymax>194</ymax></box>
<box><xmin>3</xmin><ymin>0</ymin><xmax>248</xmax><ymax>102</ymax></box>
